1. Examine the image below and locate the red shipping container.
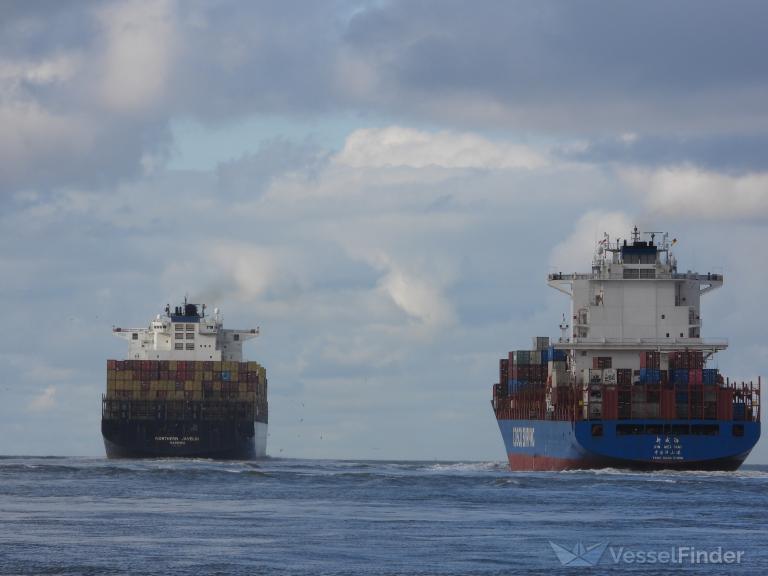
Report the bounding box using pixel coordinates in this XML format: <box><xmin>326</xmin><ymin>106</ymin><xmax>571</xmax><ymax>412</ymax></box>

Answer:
<box><xmin>107</xmin><ymin>359</ymin><xmax>116</xmax><ymax>369</ymax></box>
<box><xmin>603</xmin><ymin>388</ymin><xmax>618</xmax><ymax>420</ymax></box>
<box><xmin>500</xmin><ymin>359</ymin><xmax>509</xmax><ymax>384</ymax></box>
<box><xmin>640</xmin><ymin>351</ymin><xmax>660</xmax><ymax>370</ymax></box>
<box><xmin>687</xmin><ymin>351</ymin><xmax>704</xmax><ymax>369</ymax></box>
<box><xmin>617</xmin><ymin>369</ymin><xmax>632</xmax><ymax>387</ymax></box>
<box><xmin>717</xmin><ymin>388</ymin><xmax>733</xmax><ymax>420</ymax></box>
<box><xmin>689</xmin><ymin>369</ymin><xmax>703</xmax><ymax>386</ymax></box>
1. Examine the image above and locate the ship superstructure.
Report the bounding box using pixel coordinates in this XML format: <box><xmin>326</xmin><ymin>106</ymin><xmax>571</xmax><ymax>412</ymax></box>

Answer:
<box><xmin>492</xmin><ymin>228</ymin><xmax>760</xmax><ymax>470</ymax></box>
<box><xmin>102</xmin><ymin>300</ymin><xmax>267</xmax><ymax>459</ymax></box>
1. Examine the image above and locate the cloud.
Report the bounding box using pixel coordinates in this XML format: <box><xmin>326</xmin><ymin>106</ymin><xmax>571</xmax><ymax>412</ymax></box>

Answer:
<box><xmin>557</xmin><ymin>133</ymin><xmax>768</xmax><ymax>173</ymax></box>
<box><xmin>0</xmin><ymin>52</ymin><xmax>80</xmax><ymax>86</ymax></box>
<box><xmin>28</xmin><ymin>386</ymin><xmax>57</xmax><ymax>412</ymax></box>
<box><xmin>550</xmin><ymin>211</ymin><xmax>634</xmax><ymax>271</ymax></box>
<box><xmin>343</xmin><ymin>1</ymin><xmax>768</xmax><ymax>133</ymax></box>
<box><xmin>4</xmin><ymin>0</ymin><xmax>768</xmax><ymax>198</ymax></box>
<box><xmin>622</xmin><ymin>166</ymin><xmax>768</xmax><ymax>221</ymax></box>
<box><xmin>96</xmin><ymin>0</ymin><xmax>176</xmax><ymax>113</ymax></box>
<box><xmin>377</xmin><ymin>260</ymin><xmax>456</xmax><ymax>330</ymax></box>
<box><xmin>335</xmin><ymin>126</ymin><xmax>547</xmax><ymax>169</ymax></box>
<box><xmin>216</xmin><ymin>139</ymin><xmax>328</xmax><ymax>199</ymax></box>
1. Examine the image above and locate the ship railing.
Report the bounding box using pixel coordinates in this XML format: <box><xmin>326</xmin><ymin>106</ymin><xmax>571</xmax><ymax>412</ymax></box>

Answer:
<box><xmin>548</xmin><ymin>272</ymin><xmax>723</xmax><ymax>282</ymax></box>
<box><xmin>561</xmin><ymin>337</ymin><xmax>729</xmax><ymax>348</ymax></box>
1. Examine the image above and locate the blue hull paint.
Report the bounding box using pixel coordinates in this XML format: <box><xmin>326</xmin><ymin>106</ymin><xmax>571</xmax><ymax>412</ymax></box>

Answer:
<box><xmin>497</xmin><ymin>418</ymin><xmax>760</xmax><ymax>470</ymax></box>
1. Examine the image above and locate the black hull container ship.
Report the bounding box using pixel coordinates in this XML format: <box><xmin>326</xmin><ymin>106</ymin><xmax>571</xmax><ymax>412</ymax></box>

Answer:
<box><xmin>102</xmin><ymin>301</ymin><xmax>267</xmax><ymax>459</ymax></box>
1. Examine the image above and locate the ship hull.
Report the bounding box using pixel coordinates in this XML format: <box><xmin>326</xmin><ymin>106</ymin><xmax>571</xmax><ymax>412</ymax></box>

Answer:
<box><xmin>497</xmin><ymin>418</ymin><xmax>759</xmax><ymax>471</ymax></box>
<box><xmin>102</xmin><ymin>419</ymin><xmax>267</xmax><ymax>460</ymax></box>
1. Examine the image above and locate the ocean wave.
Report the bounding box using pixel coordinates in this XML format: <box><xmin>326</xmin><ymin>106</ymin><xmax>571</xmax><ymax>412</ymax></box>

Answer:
<box><xmin>424</xmin><ymin>461</ymin><xmax>508</xmax><ymax>473</ymax></box>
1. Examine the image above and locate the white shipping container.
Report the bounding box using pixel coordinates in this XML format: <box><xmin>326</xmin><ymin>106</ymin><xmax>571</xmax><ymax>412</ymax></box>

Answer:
<box><xmin>602</xmin><ymin>368</ymin><xmax>617</xmax><ymax>385</ymax></box>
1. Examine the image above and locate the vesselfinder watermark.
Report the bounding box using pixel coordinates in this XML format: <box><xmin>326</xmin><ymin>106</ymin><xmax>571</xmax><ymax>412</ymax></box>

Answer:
<box><xmin>549</xmin><ymin>541</ymin><xmax>746</xmax><ymax>567</ymax></box>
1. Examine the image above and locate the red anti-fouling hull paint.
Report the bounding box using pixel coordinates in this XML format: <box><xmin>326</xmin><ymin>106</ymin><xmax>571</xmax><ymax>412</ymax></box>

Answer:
<box><xmin>506</xmin><ymin>453</ymin><xmax>600</xmax><ymax>471</ymax></box>
<box><xmin>505</xmin><ymin>452</ymin><xmax>748</xmax><ymax>472</ymax></box>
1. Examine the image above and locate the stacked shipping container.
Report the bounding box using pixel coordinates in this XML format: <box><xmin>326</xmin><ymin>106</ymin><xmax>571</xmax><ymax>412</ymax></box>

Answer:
<box><xmin>493</xmin><ymin>348</ymin><xmax>758</xmax><ymax>424</ymax></box>
<box><xmin>106</xmin><ymin>359</ymin><xmax>266</xmax><ymax>410</ymax></box>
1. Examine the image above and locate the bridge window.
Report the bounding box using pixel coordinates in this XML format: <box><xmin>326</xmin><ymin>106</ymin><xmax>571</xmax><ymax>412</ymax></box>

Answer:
<box><xmin>132</xmin><ymin>333</ymin><xmax>138</xmax><ymax>340</ymax></box>
<box><xmin>623</xmin><ymin>268</ymin><xmax>640</xmax><ymax>279</ymax></box>
<box><xmin>234</xmin><ymin>334</ymin><xmax>240</xmax><ymax>341</ymax></box>
<box><xmin>175</xmin><ymin>333</ymin><xmax>184</xmax><ymax>340</ymax></box>
<box><xmin>185</xmin><ymin>343</ymin><xmax>194</xmax><ymax>350</ymax></box>
<box><xmin>174</xmin><ymin>343</ymin><xmax>183</xmax><ymax>350</ymax></box>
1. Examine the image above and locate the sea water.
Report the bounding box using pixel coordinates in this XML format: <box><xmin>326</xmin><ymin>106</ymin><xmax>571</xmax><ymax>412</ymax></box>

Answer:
<box><xmin>0</xmin><ymin>457</ymin><xmax>766</xmax><ymax>575</ymax></box>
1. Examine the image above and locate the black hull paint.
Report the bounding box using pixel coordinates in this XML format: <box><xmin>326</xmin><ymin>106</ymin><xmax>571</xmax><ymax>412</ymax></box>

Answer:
<box><xmin>101</xmin><ymin>419</ymin><xmax>263</xmax><ymax>460</ymax></box>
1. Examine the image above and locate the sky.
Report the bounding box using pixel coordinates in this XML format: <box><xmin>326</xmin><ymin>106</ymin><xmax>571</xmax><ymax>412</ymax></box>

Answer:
<box><xmin>1</xmin><ymin>0</ymin><xmax>767</xmax><ymax>462</ymax></box>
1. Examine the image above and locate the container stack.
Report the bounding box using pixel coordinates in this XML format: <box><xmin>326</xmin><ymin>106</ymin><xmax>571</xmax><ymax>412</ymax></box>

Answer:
<box><xmin>497</xmin><ymin>341</ymin><xmax>566</xmax><ymax>396</ymax></box>
<box><xmin>546</xmin><ymin>346</ymin><xmax>568</xmax><ymax>387</ymax></box>
<box><xmin>639</xmin><ymin>351</ymin><xmax>661</xmax><ymax>384</ymax></box>
<box><xmin>668</xmin><ymin>351</ymin><xmax>707</xmax><ymax>418</ymax></box>
<box><xmin>106</xmin><ymin>359</ymin><xmax>267</xmax><ymax>413</ymax></box>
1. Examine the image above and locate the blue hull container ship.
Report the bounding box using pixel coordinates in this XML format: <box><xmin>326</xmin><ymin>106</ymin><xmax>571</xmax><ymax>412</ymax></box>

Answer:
<box><xmin>492</xmin><ymin>228</ymin><xmax>760</xmax><ymax>471</ymax></box>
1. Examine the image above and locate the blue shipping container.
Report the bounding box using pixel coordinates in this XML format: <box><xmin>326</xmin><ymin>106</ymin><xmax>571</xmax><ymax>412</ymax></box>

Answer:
<box><xmin>640</xmin><ymin>368</ymin><xmax>660</xmax><ymax>383</ymax></box>
<box><xmin>672</xmin><ymin>369</ymin><xmax>689</xmax><ymax>384</ymax></box>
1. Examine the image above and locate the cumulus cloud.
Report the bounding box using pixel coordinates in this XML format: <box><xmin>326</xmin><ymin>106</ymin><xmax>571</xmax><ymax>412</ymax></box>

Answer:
<box><xmin>3</xmin><ymin>0</ymin><xmax>768</xmax><ymax>197</ymax></box>
<box><xmin>550</xmin><ymin>211</ymin><xmax>634</xmax><ymax>272</ymax></box>
<box><xmin>377</xmin><ymin>261</ymin><xmax>456</xmax><ymax>330</ymax></box>
<box><xmin>96</xmin><ymin>0</ymin><xmax>176</xmax><ymax>113</ymax></box>
<box><xmin>203</xmin><ymin>243</ymin><xmax>281</xmax><ymax>302</ymax></box>
<box><xmin>28</xmin><ymin>386</ymin><xmax>57</xmax><ymax>412</ymax></box>
<box><xmin>335</xmin><ymin>126</ymin><xmax>547</xmax><ymax>170</ymax></box>
<box><xmin>622</xmin><ymin>167</ymin><xmax>768</xmax><ymax>221</ymax></box>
